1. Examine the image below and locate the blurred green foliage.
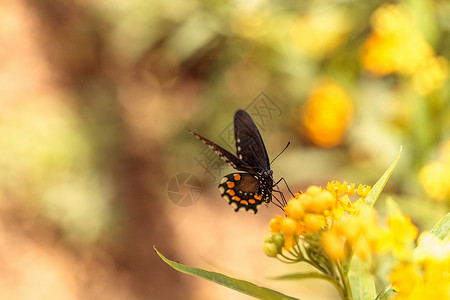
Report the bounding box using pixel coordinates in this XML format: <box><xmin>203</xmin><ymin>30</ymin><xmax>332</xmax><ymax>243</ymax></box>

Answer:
<box><xmin>1</xmin><ymin>0</ymin><xmax>449</xmax><ymax>247</ymax></box>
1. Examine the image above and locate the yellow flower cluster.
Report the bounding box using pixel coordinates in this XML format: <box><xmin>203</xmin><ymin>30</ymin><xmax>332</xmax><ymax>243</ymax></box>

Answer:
<box><xmin>267</xmin><ymin>182</ymin><xmax>370</xmax><ymax>255</ymax></box>
<box><xmin>360</xmin><ymin>4</ymin><xmax>448</xmax><ymax>94</ymax></box>
<box><xmin>301</xmin><ymin>80</ymin><xmax>353</xmax><ymax>148</ymax></box>
<box><xmin>324</xmin><ymin>205</ymin><xmax>418</xmax><ymax>261</ymax></box>
<box><xmin>419</xmin><ymin>140</ymin><xmax>450</xmax><ymax>202</ymax></box>
<box><xmin>265</xmin><ymin>181</ymin><xmax>420</xmax><ymax>262</ymax></box>
<box><xmin>391</xmin><ymin>232</ymin><xmax>450</xmax><ymax>299</ymax></box>
<box><xmin>263</xmin><ymin>179</ymin><xmax>448</xmax><ymax>298</ymax></box>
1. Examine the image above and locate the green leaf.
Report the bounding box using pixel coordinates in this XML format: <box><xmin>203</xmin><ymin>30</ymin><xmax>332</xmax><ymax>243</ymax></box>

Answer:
<box><xmin>375</xmin><ymin>212</ymin><xmax>450</xmax><ymax>300</ymax></box>
<box><xmin>272</xmin><ymin>272</ymin><xmax>343</xmax><ymax>298</ymax></box>
<box><xmin>154</xmin><ymin>247</ymin><xmax>299</xmax><ymax>300</ymax></box>
<box><xmin>431</xmin><ymin>212</ymin><xmax>450</xmax><ymax>240</ymax></box>
<box><xmin>272</xmin><ymin>272</ymin><xmax>333</xmax><ymax>281</ymax></box>
<box><xmin>385</xmin><ymin>197</ymin><xmax>402</xmax><ymax>216</ymax></box>
<box><xmin>365</xmin><ymin>147</ymin><xmax>402</xmax><ymax>207</ymax></box>
<box><xmin>348</xmin><ymin>255</ymin><xmax>376</xmax><ymax>300</ymax></box>
<box><xmin>375</xmin><ymin>285</ymin><xmax>396</xmax><ymax>300</ymax></box>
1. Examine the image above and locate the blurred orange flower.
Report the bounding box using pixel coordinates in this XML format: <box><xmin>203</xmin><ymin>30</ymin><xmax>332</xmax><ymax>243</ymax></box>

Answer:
<box><xmin>301</xmin><ymin>80</ymin><xmax>353</xmax><ymax>148</ymax></box>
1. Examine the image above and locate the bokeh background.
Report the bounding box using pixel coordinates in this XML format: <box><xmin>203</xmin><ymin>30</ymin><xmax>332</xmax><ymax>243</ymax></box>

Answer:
<box><xmin>0</xmin><ymin>0</ymin><xmax>449</xmax><ymax>299</ymax></box>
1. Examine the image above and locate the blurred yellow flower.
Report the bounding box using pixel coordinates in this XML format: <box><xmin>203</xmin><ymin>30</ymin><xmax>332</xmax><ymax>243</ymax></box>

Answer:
<box><xmin>301</xmin><ymin>80</ymin><xmax>353</xmax><ymax>148</ymax></box>
<box><xmin>290</xmin><ymin>9</ymin><xmax>350</xmax><ymax>58</ymax></box>
<box><xmin>321</xmin><ymin>231</ymin><xmax>345</xmax><ymax>261</ymax></box>
<box><xmin>419</xmin><ymin>140</ymin><xmax>450</xmax><ymax>202</ymax></box>
<box><xmin>414</xmin><ymin>231</ymin><xmax>450</xmax><ymax>264</ymax></box>
<box><xmin>412</xmin><ymin>56</ymin><xmax>449</xmax><ymax>95</ymax></box>
<box><xmin>386</xmin><ymin>211</ymin><xmax>418</xmax><ymax>260</ymax></box>
<box><xmin>390</xmin><ymin>263</ymin><xmax>421</xmax><ymax>296</ymax></box>
<box><xmin>359</xmin><ymin>4</ymin><xmax>448</xmax><ymax>94</ymax></box>
<box><xmin>391</xmin><ymin>232</ymin><xmax>450</xmax><ymax>299</ymax></box>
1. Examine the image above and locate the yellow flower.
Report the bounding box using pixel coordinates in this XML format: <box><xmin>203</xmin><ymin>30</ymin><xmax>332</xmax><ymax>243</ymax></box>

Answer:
<box><xmin>290</xmin><ymin>9</ymin><xmax>350</xmax><ymax>58</ymax></box>
<box><xmin>269</xmin><ymin>214</ymin><xmax>302</xmax><ymax>251</ymax></box>
<box><xmin>360</xmin><ymin>4</ymin><xmax>433</xmax><ymax>77</ymax></box>
<box><xmin>412</xmin><ymin>56</ymin><xmax>449</xmax><ymax>95</ymax></box>
<box><xmin>327</xmin><ymin>181</ymin><xmax>356</xmax><ymax>198</ymax></box>
<box><xmin>419</xmin><ymin>141</ymin><xmax>450</xmax><ymax>201</ymax></box>
<box><xmin>390</xmin><ymin>263</ymin><xmax>421</xmax><ymax>295</ymax></box>
<box><xmin>266</xmin><ymin>181</ymin><xmax>373</xmax><ymax>257</ymax></box>
<box><xmin>270</xmin><ymin>215</ymin><xmax>285</xmax><ymax>233</ymax></box>
<box><xmin>387</xmin><ymin>211</ymin><xmax>418</xmax><ymax>260</ymax></box>
<box><xmin>304</xmin><ymin>213</ymin><xmax>326</xmax><ymax>233</ymax></box>
<box><xmin>357</xmin><ymin>184</ymin><xmax>371</xmax><ymax>199</ymax></box>
<box><xmin>263</xmin><ymin>241</ymin><xmax>279</xmax><ymax>257</ymax></box>
<box><xmin>333</xmin><ymin>206</ymin><xmax>385</xmax><ymax>259</ymax></box>
<box><xmin>284</xmin><ymin>198</ymin><xmax>304</xmax><ymax>220</ymax></box>
<box><xmin>281</xmin><ymin>217</ymin><xmax>298</xmax><ymax>236</ymax></box>
<box><xmin>322</xmin><ymin>231</ymin><xmax>345</xmax><ymax>261</ymax></box>
<box><xmin>370</xmin><ymin>4</ymin><xmax>410</xmax><ymax>35</ymax></box>
<box><xmin>300</xmin><ymin>80</ymin><xmax>353</xmax><ymax>148</ymax></box>
<box><xmin>359</xmin><ymin>4</ymin><xmax>447</xmax><ymax>94</ymax></box>
<box><xmin>360</xmin><ymin>32</ymin><xmax>401</xmax><ymax>76</ymax></box>
<box><xmin>414</xmin><ymin>231</ymin><xmax>450</xmax><ymax>268</ymax></box>
<box><xmin>390</xmin><ymin>233</ymin><xmax>450</xmax><ymax>299</ymax></box>
<box><xmin>354</xmin><ymin>237</ymin><xmax>371</xmax><ymax>261</ymax></box>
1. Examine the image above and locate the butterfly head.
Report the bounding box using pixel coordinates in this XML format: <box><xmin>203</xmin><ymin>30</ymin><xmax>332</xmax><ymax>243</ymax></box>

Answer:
<box><xmin>261</xmin><ymin>169</ymin><xmax>273</xmax><ymax>177</ymax></box>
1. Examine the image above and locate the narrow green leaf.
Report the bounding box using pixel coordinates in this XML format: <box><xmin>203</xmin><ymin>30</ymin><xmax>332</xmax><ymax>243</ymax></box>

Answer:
<box><xmin>272</xmin><ymin>272</ymin><xmax>333</xmax><ymax>281</ymax></box>
<box><xmin>375</xmin><ymin>212</ymin><xmax>450</xmax><ymax>300</ymax></box>
<box><xmin>154</xmin><ymin>247</ymin><xmax>299</xmax><ymax>300</ymax></box>
<box><xmin>375</xmin><ymin>285</ymin><xmax>396</xmax><ymax>300</ymax></box>
<box><xmin>385</xmin><ymin>197</ymin><xmax>401</xmax><ymax>216</ymax></box>
<box><xmin>272</xmin><ymin>272</ymin><xmax>343</xmax><ymax>297</ymax></box>
<box><xmin>365</xmin><ymin>147</ymin><xmax>402</xmax><ymax>207</ymax></box>
<box><xmin>348</xmin><ymin>255</ymin><xmax>376</xmax><ymax>300</ymax></box>
<box><xmin>431</xmin><ymin>212</ymin><xmax>450</xmax><ymax>240</ymax></box>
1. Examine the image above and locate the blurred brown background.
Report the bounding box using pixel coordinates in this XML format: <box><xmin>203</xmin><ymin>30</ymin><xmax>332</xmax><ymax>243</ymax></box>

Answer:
<box><xmin>0</xmin><ymin>0</ymin><xmax>448</xmax><ymax>299</ymax></box>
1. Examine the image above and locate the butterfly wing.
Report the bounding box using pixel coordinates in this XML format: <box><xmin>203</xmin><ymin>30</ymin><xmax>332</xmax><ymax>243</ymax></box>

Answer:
<box><xmin>234</xmin><ymin>110</ymin><xmax>271</xmax><ymax>172</ymax></box>
<box><xmin>189</xmin><ymin>130</ymin><xmax>253</xmax><ymax>172</ymax></box>
<box><xmin>218</xmin><ymin>173</ymin><xmax>266</xmax><ymax>213</ymax></box>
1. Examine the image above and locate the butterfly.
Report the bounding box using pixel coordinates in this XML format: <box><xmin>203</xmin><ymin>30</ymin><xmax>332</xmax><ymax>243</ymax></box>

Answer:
<box><xmin>190</xmin><ymin>109</ymin><xmax>284</xmax><ymax>213</ymax></box>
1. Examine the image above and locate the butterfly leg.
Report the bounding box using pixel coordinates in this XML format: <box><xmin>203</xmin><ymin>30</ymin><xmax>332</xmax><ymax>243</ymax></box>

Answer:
<box><xmin>274</xmin><ymin>177</ymin><xmax>295</xmax><ymax>198</ymax></box>
<box><xmin>271</xmin><ymin>187</ymin><xmax>288</xmax><ymax>207</ymax></box>
<box><xmin>271</xmin><ymin>192</ymin><xmax>286</xmax><ymax>211</ymax></box>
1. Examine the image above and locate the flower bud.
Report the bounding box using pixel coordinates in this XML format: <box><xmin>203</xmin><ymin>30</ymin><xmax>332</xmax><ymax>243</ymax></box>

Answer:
<box><xmin>281</xmin><ymin>218</ymin><xmax>297</xmax><ymax>236</ymax></box>
<box><xmin>321</xmin><ymin>231</ymin><xmax>345</xmax><ymax>261</ymax></box>
<box><xmin>263</xmin><ymin>242</ymin><xmax>279</xmax><ymax>257</ymax></box>
<box><xmin>285</xmin><ymin>199</ymin><xmax>304</xmax><ymax>220</ymax></box>
<box><xmin>306</xmin><ymin>185</ymin><xmax>321</xmax><ymax>195</ymax></box>
<box><xmin>272</xmin><ymin>232</ymin><xmax>285</xmax><ymax>249</ymax></box>
<box><xmin>304</xmin><ymin>213</ymin><xmax>325</xmax><ymax>233</ymax></box>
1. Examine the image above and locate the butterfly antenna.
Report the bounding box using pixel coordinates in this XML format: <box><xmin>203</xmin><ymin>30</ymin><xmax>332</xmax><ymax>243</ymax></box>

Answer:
<box><xmin>270</xmin><ymin>142</ymin><xmax>290</xmax><ymax>165</ymax></box>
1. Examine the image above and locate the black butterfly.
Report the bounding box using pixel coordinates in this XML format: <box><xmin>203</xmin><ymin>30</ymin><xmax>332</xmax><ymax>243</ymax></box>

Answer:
<box><xmin>190</xmin><ymin>109</ymin><xmax>284</xmax><ymax>213</ymax></box>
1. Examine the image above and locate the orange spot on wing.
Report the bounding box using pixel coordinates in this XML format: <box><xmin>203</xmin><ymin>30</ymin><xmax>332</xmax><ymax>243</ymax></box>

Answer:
<box><xmin>249</xmin><ymin>199</ymin><xmax>256</xmax><ymax>204</ymax></box>
<box><xmin>234</xmin><ymin>174</ymin><xmax>241</xmax><ymax>181</ymax></box>
<box><xmin>254</xmin><ymin>195</ymin><xmax>262</xmax><ymax>201</ymax></box>
<box><xmin>227</xmin><ymin>190</ymin><xmax>235</xmax><ymax>196</ymax></box>
<box><xmin>240</xmin><ymin>200</ymin><xmax>248</xmax><ymax>205</ymax></box>
<box><xmin>232</xmin><ymin>196</ymin><xmax>240</xmax><ymax>202</ymax></box>
<box><xmin>227</xmin><ymin>181</ymin><xmax>235</xmax><ymax>188</ymax></box>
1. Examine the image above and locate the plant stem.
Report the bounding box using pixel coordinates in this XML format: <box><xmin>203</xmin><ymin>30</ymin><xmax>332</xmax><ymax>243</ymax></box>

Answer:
<box><xmin>336</xmin><ymin>261</ymin><xmax>353</xmax><ymax>300</ymax></box>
